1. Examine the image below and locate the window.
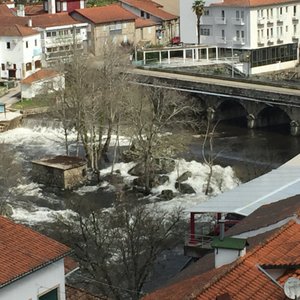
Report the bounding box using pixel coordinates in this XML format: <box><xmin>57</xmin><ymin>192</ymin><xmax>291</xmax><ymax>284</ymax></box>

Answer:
<box><xmin>59</xmin><ymin>30</ymin><xmax>63</xmax><ymax>36</ymax></box>
<box><xmin>294</xmin><ymin>5</ymin><xmax>297</xmax><ymax>16</ymax></box>
<box><xmin>280</xmin><ymin>7</ymin><xmax>283</xmax><ymax>15</ymax></box>
<box><xmin>236</xmin><ymin>10</ymin><xmax>239</xmax><ymax>20</ymax></box>
<box><xmin>236</xmin><ymin>30</ymin><xmax>240</xmax><ymax>39</ymax></box>
<box><xmin>270</xmin><ymin>8</ymin><xmax>273</xmax><ymax>17</ymax></box>
<box><xmin>6</xmin><ymin>42</ymin><xmax>10</xmax><ymax>49</ymax></box>
<box><xmin>204</xmin><ymin>9</ymin><xmax>209</xmax><ymax>16</ymax></box>
<box><xmin>35</xmin><ymin>39</ymin><xmax>37</xmax><ymax>46</ymax></box>
<box><xmin>270</xmin><ymin>28</ymin><xmax>273</xmax><ymax>37</ymax></box>
<box><xmin>294</xmin><ymin>24</ymin><xmax>297</xmax><ymax>34</ymax></box>
<box><xmin>286</xmin><ymin>6</ymin><xmax>288</xmax><ymax>13</ymax></box>
<box><xmin>13</xmin><ymin>64</ymin><xmax>16</xmax><ymax>69</ymax></box>
<box><xmin>46</xmin><ymin>32</ymin><xmax>51</xmax><ymax>37</ymax></box>
<box><xmin>52</xmin><ymin>31</ymin><xmax>57</xmax><ymax>37</ymax></box>
<box><xmin>109</xmin><ymin>22</ymin><xmax>122</xmax><ymax>35</ymax></box>
<box><xmin>221</xmin><ymin>10</ymin><xmax>225</xmax><ymax>20</ymax></box>
<box><xmin>146</xmin><ymin>13</ymin><xmax>150</xmax><ymax>19</ymax></box>
<box><xmin>241</xmin><ymin>11</ymin><xmax>244</xmax><ymax>20</ymax></box>
<box><xmin>241</xmin><ymin>30</ymin><xmax>245</xmax><ymax>39</ymax></box>
<box><xmin>141</xmin><ymin>11</ymin><xmax>144</xmax><ymax>17</ymax></box>
<box><xmin>64</xmin><ymin>30</ymin><xmax>68</xmax><ymax>35</ymax></box>
<box><xmin>26</xmin><ymin>41</ymin><xmax>28</xmax><ymax>48</ymax></box>
<box><xmin>221</xmin><ymin>29</ymin><xmax>225</xmax><ymax>38</ymax></box>
<box><xmin>35</xmin><ymin>60</ymin><xmax>41</xmax><ymax>69</ymax></box>
<box><xmin>26</xmin><ymin>62</ymin><xmax>32</xmax><ymax>71</ymax></box>
<box><xmin>1</xmin><ymin>64</ymin><xmax>5</xmax><ymax>71</ymax></box>
<box><xmin>76</xmin><ymin>28</ymin><xmax>80</xmax><ymax>34</ymax></box>
<box><xmin>200</xmin><ymin>28</ymin><xmax>210</xmax><ymax>36</ymax></box>
<box><xmin>286</xmin><ymin>25</ymin><xmax>288</xmax><ymax>32</ymax></box>
<box><xmin>39</xmin><ymin>288</ymin><xmax>58</xmax><ymax>300</ymax></box>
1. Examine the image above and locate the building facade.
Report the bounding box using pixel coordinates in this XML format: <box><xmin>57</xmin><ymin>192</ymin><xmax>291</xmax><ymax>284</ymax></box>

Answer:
<box><xmin>0</xmin><ymin>24</ymin><xmax>42</xmax><ymax>79</ymax></box>
<box><xmin>180</xmin><ymin>0</ymin><xmax>300</xmax><ymax>74</ymax></box>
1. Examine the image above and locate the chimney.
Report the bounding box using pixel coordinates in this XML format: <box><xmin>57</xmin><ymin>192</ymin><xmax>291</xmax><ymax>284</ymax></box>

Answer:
<box><xmin>28</xmin><ymin>19</ymin><xmax>32</xmax><ymax>27</ymax></box>
<box><xmin>16</xmin><ymin>4</ymin><xmax>25</xmax><ymax>17</ymax></box>
<box><xmin>212</xmin><ymin>237</ymin><xmax>247</xmax><ymax>268</ymax></box>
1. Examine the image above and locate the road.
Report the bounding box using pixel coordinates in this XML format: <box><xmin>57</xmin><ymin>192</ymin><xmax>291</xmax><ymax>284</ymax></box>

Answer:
<box><xmin>131</xmin><ymin>68</ymin><xmax>300</xmax><ymax>97</ymax></box>
<box><xmin>0</xmin><ymin>83</ymin><xmax>21</xmax><ymax>108</ymax></box>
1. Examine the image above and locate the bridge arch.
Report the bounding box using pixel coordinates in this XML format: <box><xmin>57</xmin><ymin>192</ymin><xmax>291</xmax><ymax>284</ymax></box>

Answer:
<box><xmin>255</xmin><ymin>106</ymin><xmax>291</xmax><ymax>132</ymax></box>
<box><xmin>213</xmin><ymin>99</ymin><xmax>248</xmax><ymax>126</ymax></box>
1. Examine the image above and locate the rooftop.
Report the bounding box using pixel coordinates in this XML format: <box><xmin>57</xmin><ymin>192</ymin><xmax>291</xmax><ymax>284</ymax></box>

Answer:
<box><xmin>210</xmin><ymin>0</ymin><xmax>298</xmax><ymax>7</ymax></box>
<box><xmin>197</xmin><ymin>220</ymin><xmax>300</xmax><ymax>299</ymax></box>
<box><xmin>120</xmin><ymin>0</ymin><xmax>177</xmax><ymax>20</ymax></box>
<box><xmin>0</xmin><ymin>24</ymin><xmax>39</xmax><ymax>37</ymax></box>
<box><xmin>189</xmin><ymin>154</ymin><xmax>300</xmax><ymax>216</ymax></box>
<box><xmin>0</xmin><ymin>216</ymin><xmax>70</xmax><ymax>288</ymax></box>
<box><xmin>0</xmin><ymin>3</ymin><xmax>13</xmax><ymax>16</ymax></box>
<box><xmin>73</xmin><ymin>4</ymin><xmax>136</xmax><ymax>24</ymax></box>
<box><xmin>211</xmin><ymin>237</ymin><xmax>247</xmax><ymax>250</ymax></box>
<box><xmin>32</xmin><ymin>155</ymin><xmax>87</xmax><ymax>170</ymax></box>
<box><xmin>21</xmin><ymin>69</ymin><xmax>60</xmax><ymax>85</ymax></box>
<box><xmin>135</xmin><ymin>17</ymin><xmax>158</xmax><ymax>28</ymax></box>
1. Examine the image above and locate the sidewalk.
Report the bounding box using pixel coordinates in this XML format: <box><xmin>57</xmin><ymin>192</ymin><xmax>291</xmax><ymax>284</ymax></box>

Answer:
<box><xmin>0</xmin><ymin>83</ymin><xmax>22</xmax><ymax>122</ymax></box>
<box><xmin>0</xmin><ymin>82</ymin><xmax>21</xmax><ymax>108</ymax></box>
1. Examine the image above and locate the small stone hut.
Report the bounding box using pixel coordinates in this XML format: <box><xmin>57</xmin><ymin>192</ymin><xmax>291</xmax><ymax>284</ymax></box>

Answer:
<box><xmin>32</xmin><ymin>156</ymin><xmax>87</xmax><ymax>189</ymax></box>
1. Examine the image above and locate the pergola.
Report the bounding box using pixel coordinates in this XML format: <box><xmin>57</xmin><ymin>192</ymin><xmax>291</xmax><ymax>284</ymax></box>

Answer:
<box><xmin>137</xmin><ymin>44</ymin><xmax>219</xmax><ymax>65</ymax></box>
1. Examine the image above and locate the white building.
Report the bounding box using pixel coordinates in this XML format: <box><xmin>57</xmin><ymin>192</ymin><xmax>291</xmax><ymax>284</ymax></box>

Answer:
<box><xmin>0</xmin><ymin>216</ymin><xmax>70</xmax><ymax>300</ymax></box>
<box><xmin>21</xmin><ymin>68</ymin><xmax>64</xmax><ymax>98</ymax></box>
<box><xmin>0</xmin><ymin>23</ymin><xmax>42</xmax><ymax>79</ymax></box>
<box><xmin>180</xmin><ymin>0</ymin><xmax>300</xmax><ymax>74</ymax></box>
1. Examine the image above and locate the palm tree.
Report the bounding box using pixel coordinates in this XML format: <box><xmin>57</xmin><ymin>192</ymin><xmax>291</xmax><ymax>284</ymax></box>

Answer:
<box><xmin>192</xmin><ymin>0</ymin><xmax>205</xmax><ymax>45</ymax></box>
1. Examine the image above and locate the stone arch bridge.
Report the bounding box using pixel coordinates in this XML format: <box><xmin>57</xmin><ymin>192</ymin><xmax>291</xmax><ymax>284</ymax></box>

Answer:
<box><xmin>131</xmin><ymin>68</ymin><xmax>300</xmax><ymax>135</ymax></box>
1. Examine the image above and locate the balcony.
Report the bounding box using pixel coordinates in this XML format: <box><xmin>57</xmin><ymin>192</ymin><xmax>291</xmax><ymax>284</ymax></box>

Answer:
<box><xmin>201</xmin><ymin>16</ymin><xmax>214</xmax><ymax>25</ymax></box>
<box><xmin>267</xmin><ymin>19</ymin><xmax>274</xmax><ymax>26</ymax></box>
<box><xmin>292</xmin><ymin>36</ymin><xmax>299</xmax><ymax>43</ymax></box>
<box><xmin>257</xmin><ymin>18</ymin><xmax>265</xmax><ymax>25</ymax></box>
<box><xmin>277</xmin><ymin>16</ymin><xmax>284</xmax><ymax>23</ymax></box>
<box><xmin>277</xmin><ymin>37</ymin><xmax>284</xmax><ymax>44</ymax></box>
<box><xmin>233</xmin><ymin>37</ymin><xmax>245</xmax><ymax>45</ymax></box>
<box><xmin>215</xmin><ymin>17</ymin><xmax>226</xmax><ymax>25</ymax></box>
<box><xmin>267</xmin><ymin>38</ymin><xmax>275</xmax><ymax>45</ymax></box>
<box><xmin>292</xmin><ymin>16</ymin><xmax>299</xmax><ymax>24</ymax></box>
<box><xmin>232</xmin><ymin>17</ymin><xmax>245</xmax><ymax>25</ymax></box>
<box><xmin>216</xmin><ymin>36</ymin><xmax>227</xmax><ymax>44</ymax></box>
<box><xmin>257</xmin><ymin>39</ymin><xmax>264</xmax><ymax>47</ymax></box>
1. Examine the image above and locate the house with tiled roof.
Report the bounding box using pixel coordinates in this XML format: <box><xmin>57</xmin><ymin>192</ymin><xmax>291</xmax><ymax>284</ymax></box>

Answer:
<box><xmin>0</xmin><ymin>19</ymin><xmax>42</xmax><ymax>79</ymax></box>
<box><xmin>180</xmin><ymin>0</ymin><xmax>300</xmax><ymax>75</ymax></box>
<box><xmin>0</xmin><ymin>216</ymin><xmax>71</xmax><ymax>300</ymax></box>
<box><xmin>143</xmin><ymin>194</ymin><xmax>300</xmax><ymax>299</ymax></box>
<box><xmin>21</xmin><ymin>68</ymin><xmax>65</xmax><ymax>99</ymax></box>
<box><xmin>71</xmin><ymin>4</ymin><xmax>137</xmax><ymax>56</ymax></box>
<box><xmin>0</xmin><ymin>5</ymin><xmax>88</xmax><ymax>67</ymax></box>
<box><xmin>119</xmin><ymin>0</ymin><xmax>179</xmax><ymax>45</ymax></box>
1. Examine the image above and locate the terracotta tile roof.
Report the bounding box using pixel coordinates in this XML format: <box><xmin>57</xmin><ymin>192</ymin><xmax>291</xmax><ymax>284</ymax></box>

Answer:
<box><xmin>66</xmin><ymin>285</ymin><xmax>105</xmax><ymax>300</ymax></box>
<box><xmin>64</xmin><ymin>256</ymin><xmax>79</xmax><ymax>275</ymax></box>
<box><xmin>24</xmin><ymin>4</ymin><xmax>46</xmax><ymax>16</ymax></box>
<box><xmin>196</xmin><ymin>221</ymin><xmax>300</xmax><ymax>300</ymax></box>
<box><xmin>21</xmin><ymin>69</ymin><xmax>59</xmax><ymax>84</ymax></box>
<box><xmin>0</xmin><ymin>24</ymin><xmax>39</xmax><ymax>37</ymax></box>
<box><xmin>73</xmin><ymin>4</ymin><xmax>136</xmax><ymax>24</ymax></box>
<box><xmin>135</xmin><ymin>17</ymin><xmax>158</xmax><ymax>28</ymax></box>
<box><xmin>0</xmin><ymin>3</ymin><xmax>14</xmax><ymax>16</ymax></box>
<box><xmin>120</xmin><ymin>0</ymin><xmax>177</xmax><ymax>20</ymax></box>
<box><xmin>0</xmin><ymin>216</ymin><xmax>71</xmax><ymax>288</ymax></box>
<box><xmin>211</xmin><ymin>0</ymin><xmax>297</xmax><ymax>7</ymax></box>
<box><xmin>0</xmin><ymin>13</ymin><xmax>83</xmax><ymax>28</ymax></box>
<box><xmin>31</xmin><ymin>12</ymin><xmax>83</xmax><ymax>28</ymax></box>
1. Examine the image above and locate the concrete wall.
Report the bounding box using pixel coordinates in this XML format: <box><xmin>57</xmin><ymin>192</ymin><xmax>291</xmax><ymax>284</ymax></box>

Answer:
<box><xmin>0</xmin><ymin>260</ymin><xmax>66</xmax><ymax>300</ymax></box>
<box><xmin>214</xmin><ymin>247</ymin><xmax>246</xmax><ymax>268</ymax></box>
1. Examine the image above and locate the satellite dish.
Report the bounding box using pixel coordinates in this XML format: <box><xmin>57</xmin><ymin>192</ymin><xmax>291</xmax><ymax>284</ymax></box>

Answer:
<box><xmin>284</xmin><ymin>277</ymin><xmax>300</xmax><ymax>299</ymax></box>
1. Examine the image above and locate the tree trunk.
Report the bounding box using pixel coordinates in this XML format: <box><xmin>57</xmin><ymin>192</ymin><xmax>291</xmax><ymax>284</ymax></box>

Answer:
<box><xmin>102</xmin><ymin>120</ymin><xmax>113</xmax><ymax>163</ymax></box>
<box><xmin>205</xmin><ymin>164</ymin><xmax>213</xmax><ymax>195</ymax></box>
<box><xmin>197</xmin><ymin>16</ymin><xmax>201</xmax><ymax>45</ymax></box>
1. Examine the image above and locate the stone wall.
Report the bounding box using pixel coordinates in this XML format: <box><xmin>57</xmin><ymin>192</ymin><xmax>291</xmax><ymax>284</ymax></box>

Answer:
<box><xmin>31</xmin><ymin>163</ymin><xmax>87</xmax><ymax>189</ymax></box>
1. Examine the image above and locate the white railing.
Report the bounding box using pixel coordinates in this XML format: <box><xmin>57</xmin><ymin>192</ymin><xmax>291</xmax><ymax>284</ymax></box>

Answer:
<box><xmin>216</xmin><ymin>36</ymin><xmax>226</xmax><ymax>44</ymax></box>
<box><xmin>215</xmin><ymin>17</ymin><xmax>226</xmax><ymax>24</ymax></box>
<box><xmin>185</xmin><ymin>234</ymin><xmax>213</xmax><ymax>249</ymax></box>
<box><xmin>233</xmin><ymin>37</ymin><xmax>245</xmax><ymax>45</ymax></box>
<box><xmin>231</xmin><ymin>17</ymin><xmax>245</xmax><ymax>25</ymax></box>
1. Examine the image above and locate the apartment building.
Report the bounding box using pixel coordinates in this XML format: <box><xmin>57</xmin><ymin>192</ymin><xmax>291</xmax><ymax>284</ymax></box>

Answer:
<box><xmin>181</xmin><ymin>0</ymin><xmax>300</xmax><ymax>74</ymax></box>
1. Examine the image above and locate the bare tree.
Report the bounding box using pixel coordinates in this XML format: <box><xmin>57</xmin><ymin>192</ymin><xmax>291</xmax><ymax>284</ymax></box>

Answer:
<box><xmin>59</xmin><ymin>200</ymin><xmax>184</xmax><ymax>300</ymax></box>
<box><xmin>202</xmin><ymin>119</ymin><xmax>219</xmax><ymax>195</ymax></box>
<box><xmin>124</xmin><ymin>83</ymin><xmax>198</xmax><ymax>192</ymax></box>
